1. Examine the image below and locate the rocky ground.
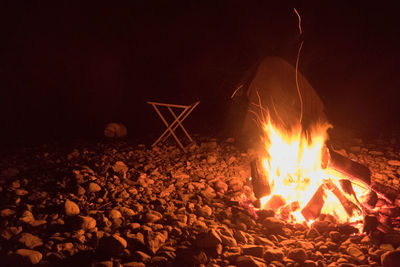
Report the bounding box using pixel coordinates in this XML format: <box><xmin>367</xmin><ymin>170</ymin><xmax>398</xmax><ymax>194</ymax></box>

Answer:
<box><xmin>1</xmin><ymin>135</ymin><xmax>400</xmax><ymax>267</ymax></box>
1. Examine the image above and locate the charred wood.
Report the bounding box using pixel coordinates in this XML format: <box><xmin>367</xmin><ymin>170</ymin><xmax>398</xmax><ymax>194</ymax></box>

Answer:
<box><xmin>324</xmin><ymin>179</ymin><xmax>362</xmax><ymax>217</ymax></box>
<box><xmin>250</xmin><ymin>159</ymin><xmax>271</xmax><ymax>199</ymax></box>
<box><xmin>371</xmin><ymin>181</ymin><xmax>400</xmax><ymax>203</ymax></box>
<box><xmin>328</xmin><ymin>149</ymin><xmax>371</xmax><ymax>186</ymax></box>
<box><xmin>301</xmin><ymin>185</ymin><xmax>326</xmax><ymax>221</ymax></box>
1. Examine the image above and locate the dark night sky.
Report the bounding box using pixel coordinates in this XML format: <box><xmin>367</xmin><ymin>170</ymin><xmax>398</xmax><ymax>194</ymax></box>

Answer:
<box><xmin>1</xmin><ymin>1</ymin><xmax>400</xmax><ymax>148</ymax></box>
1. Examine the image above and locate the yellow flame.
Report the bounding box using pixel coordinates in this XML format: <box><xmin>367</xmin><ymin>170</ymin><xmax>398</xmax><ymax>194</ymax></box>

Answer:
<box><xmin>259</xmin><ymin>117</ymin><xmax>366</xmax><ymax>223</ymax></box>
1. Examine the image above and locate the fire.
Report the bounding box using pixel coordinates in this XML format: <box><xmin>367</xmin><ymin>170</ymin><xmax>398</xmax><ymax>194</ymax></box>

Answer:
<box><xmin>259</xmin><ymin>116</ymin><xmax>366</xmax><ymax>223</ymax></box>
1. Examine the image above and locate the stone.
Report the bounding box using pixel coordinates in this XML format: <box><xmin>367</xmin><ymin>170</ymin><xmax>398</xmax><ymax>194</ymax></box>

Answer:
<box><xmin>262</xmin><ymin>217</ymin><xmax>285</xmax><ymax>234</ymax></box>
<box><xmin>0</xmin><ymin>226</ymin><xmax>22</xmax><ymax>240</ymax></box>
<box><xmin>64</xmin><ymin>199</ymin><xmax>80</xmax><ymax>216</ymax></box>
<box><xmin>123</xmin><ymin>262</ymin><xmax>146</xmax><ymax>267</ymax></box>
<box><xmin>287</xmin><ymin>248</ymin><xmax>307</xmax><ymax>263</ymax></box>
<box><xmin>193</xmin><ymin>229</ymin><xmax>222</xmax><ymax>249</ymax></box>
<box><xmin>80</xmin><ymin>215</ymin><xmax>97</xmax><ymax>231</ymax></box>
<box><xmin>144</xmin><ymin>211</ymin><xmax>162</xmax><ymax>223</ymax></box>
<box><xmin>381</xmin><ymin>250</ymin><xmax>400</xmax><ymax>267</ymax></box>
<box><xmin>88</xmin><ymin>182</ymin><xmax>101</xmax><ymax>193</ymax></box>
<box><xmin>15</xmin><ymin>249</ymin><xmax>43</xmax><ymax>264</ymax></box>
<box><xmin>263</xmin><ymin>247</ymin><xmax>284</xmax><ymax>262</ymax></box>
<box><xmin>346</xmin><ymin>246</ymin><xmax>366</xmax><ymax>263</ymax></box>
<box><xmin>235</xmin><ymin>255</ymin><xmax>267</xmax><ymax>267</ymax></box>
<box><xmin>145</xmin><ymin>230</ymin><xmax>168</xmax><ymax>254</ymax></box>
<box><xmin>242</xmin><ymin>245</ymin><xmax>265</xmax><ymax>258</ymax></box>
<box><xmin>131</xmin><ymin>251</ymin><xmax>151</xmax><ymax>262</ymax></box>
<box><xmin>388</xmin><ymin>160</ymin><xmax>400</xmax><ymax>166</ymax></box>
<box><xmin>175</xmin><ymin>247</ymin><xmax>208</xmax><ymax>265</ymax></box>
<box><xmin>18</xmin><ymin>232</ymin><xmax>43</xmax><ymax>249</ymax></box>
<box><xmin>94</xmin><ymin>261</ymin><xmax>113</xmax><ymax>267</ymax></box>
<box><xmin>303</xmin><ymin>260</ymin><xmax>318</xmax><ymax>267</ymax></box>
<box><xmin>207</xmin><ymin>155</ymin><xmax>217</xmax><ymax>164</ymax></box>
<box><xmin>98</xmin><ymin>234</ymin><xmax>127</xmax><ymax>256</ymax></box>
<box><xmin>1</xmin><ymin>208</ymin><xmax>16</xmax><ymax>217</ymax></box>
<box><xmin>113</xmin><ymin>161</ymin><xmax>128</xmax><ymax>175</ymax></box>
<box><xmin>197</xmin><ymin>205</ymin><xmax>212</xmax><ymax>217</ymax></box>
<box><xmin>108</xmin><ymin>209</ymin><xmax>122</xmax><ymax>220</ymax></box>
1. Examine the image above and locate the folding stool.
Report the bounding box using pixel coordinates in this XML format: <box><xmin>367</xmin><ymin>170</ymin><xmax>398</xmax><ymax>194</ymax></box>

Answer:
<box><xmin>147</xmin><ymin>101</ymin><xmax>200</xmax><ymax>151</ymax></box>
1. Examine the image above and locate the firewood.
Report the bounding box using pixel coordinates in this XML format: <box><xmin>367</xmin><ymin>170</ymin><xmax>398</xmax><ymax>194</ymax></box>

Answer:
<box><xmin>339</xmin><ymin>179</ymin><xmax>361</xmax><ymax>205</ymax></box>
<box><xmin>327</xmin><ymin>149</ymin><xmax>371</xmax><ymax>186</ymax></box>
<box><xmin>324</xmin><ymin>179</ymin><xmax>362</xmax><ymax>217</ymax></box>
<box><xmin>371</xmin><ymin>181</ymin><xmax>399</xmax><ymax>203</ymax></box>
<box><xmin>301</xmin><ymin>185</ymin><xmax>326</xmax><ymax>221</ymax></box>
<box><xmin>250</xmin><ymin>159</ymin><xmax>271</xmax><ymax>199</ymax></box>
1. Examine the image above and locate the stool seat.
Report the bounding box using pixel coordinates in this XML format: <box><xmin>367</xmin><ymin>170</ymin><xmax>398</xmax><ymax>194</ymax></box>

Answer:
<box><xmin>147</xmin><ymin>101</ymin><xmax>200</xmax><ymax>151</ymax></box>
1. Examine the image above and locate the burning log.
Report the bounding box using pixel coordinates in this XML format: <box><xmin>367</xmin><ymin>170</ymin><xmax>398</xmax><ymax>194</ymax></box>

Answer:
<box><xmin>327</xmin><ymin>148</ymin><xmax>371</xmax><ymax>186</ymax></box>
<box><xmin>339</xmin><ymin>179</ymin><xmax>361</xmax><ymax>205</ymax></box>
<box><xmin>250</xmin><ymin>159</ymin><xmax>271</xmax><ymax>199</ymax></box>
<box><xmin>301</xmin><ymin>185</ymin><xmax>326</xmax><ymax>221</ymax></box>
<box><xmin>371</xmin><ymin>181</ymin><xmax>400</xmax><ymax>203</ymax></box>
<box><xmin>324</xmin><ymin>179</ymin><xmax>362</xmax><ymax>217</ymax></box>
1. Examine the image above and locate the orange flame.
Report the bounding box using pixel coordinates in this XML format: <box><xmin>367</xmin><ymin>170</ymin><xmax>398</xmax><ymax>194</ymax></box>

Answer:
<box><xmin>259</xmin><ymin>117</ymin><xmax>366</xmax><ymax>223</ymax></box>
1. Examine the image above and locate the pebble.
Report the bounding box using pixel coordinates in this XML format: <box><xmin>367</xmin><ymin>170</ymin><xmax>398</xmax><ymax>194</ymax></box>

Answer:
<box><xmin>18</xmin><ymin>232</ymin><xmax>43</xmax><ymax>249</ymax></box>
<box><xmin>287</xmin><ymin>248</ymin><xmax>307</xmax><ymax>263</ymax></box>
<box><xmin>15</xmin><ymin>249</ymin><xmax>43</xmax><ymax>264</ymax></box>
<box><xmin>88</xmin><ymin>182</ymin><xmax>101</xmax><ymax>193</ymax></box>
<box><xmin>64</xmin><ymin>199</ymin><xmax>80</xmax><ymax>216</ymax></box>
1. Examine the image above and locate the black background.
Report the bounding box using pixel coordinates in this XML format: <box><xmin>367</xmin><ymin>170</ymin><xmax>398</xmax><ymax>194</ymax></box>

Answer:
<box><xmin>1</xmin><ymin>1</ymin><xmax>400</xmax><ymax>148</ymax></box>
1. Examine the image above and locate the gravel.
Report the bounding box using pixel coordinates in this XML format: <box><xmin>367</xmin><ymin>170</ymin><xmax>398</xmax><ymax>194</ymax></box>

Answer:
<box><xmin>0</xmin><ymin>136</ymin><xmax>400</xmax><ymax>266</ymax></box>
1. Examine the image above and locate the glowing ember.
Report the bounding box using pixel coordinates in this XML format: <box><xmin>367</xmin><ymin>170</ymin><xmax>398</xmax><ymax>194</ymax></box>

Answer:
<box><xmin>258</xmin><ymin>116</ymin><xmax>367</xmax><ymax>223</ymax></box>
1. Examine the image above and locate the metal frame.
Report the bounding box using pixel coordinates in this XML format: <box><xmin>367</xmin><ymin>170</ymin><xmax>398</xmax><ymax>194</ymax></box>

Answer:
<box><xmin>147</xmin><ymin>101</ymin><xmax>200</xmax><ymax>151</ymax></box>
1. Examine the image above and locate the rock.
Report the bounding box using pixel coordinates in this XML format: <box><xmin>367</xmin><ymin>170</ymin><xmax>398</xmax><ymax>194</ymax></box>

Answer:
<box><xmin>19</xmin><ymin>210</ymin><xmax>35</xmax><ymax>224</ymax></box>
<box><xmin>145</xmin><ymin>230</ymin><xmax>168</xmax><ymax>254</ymax></box>
<box><xmin>235</xmin><ymin>255</ymin><xmax>267</xmax><ymax>267</ymax></box>
<box><xmin>383</xmin><ymin>233</ymin><xmax>400</xmax><ymax>247</ymax></box>
<box><xmin>388</xmin><ymin>160</ymin><xmax>400</xmax><ymax>166</ymax></box>
<box><xmin>201</xmin><ymin>186</ymin><xmax>216</xmax><ymax>199</ymax></box>
<box><xmin>88</xmin><ymin>182</ymin><xmax>101</xmax><ymax>193</ymax></box>
<box><xmin>175</xmin><ymin>248</ymin><xmax>208</xmax><ymax>266</ymax></box>
<box><xmin>122</xmin><ymin>261</ymin><xmax>146</xmax><ymax>267</ymax></box>
<box><xmin>131</xmin><ymin>251</ymin><xmax>151</xmax><ymax>262</ymax></box>
<box><xmin>242</xmin><ymin>245</ymin><xmax>264</xmax><ymax>258</ymax></box>
<box><xmin>0</xmin><ymin>226</ymin><xmax>22</xmax><ymax>240</ymax></box>
<box><xmin>77</xmin><ymin>185</ymin><xmax>86</xmax><ymax>195</ymax></box>
<box><xmin>306</xmin><ymin>228</ymin><xmax>320</xmax><ymax>239</ymax></box>
<box><xmin>329</xmin><ymin>231</ymin><xmax>342</xmax><ymax>243</ymax></box>
<box><xmin>254</xmin><ymin>236</ymin><xmax>274</xmax><ymax>247</ymax></box>
<box><xmin>287</xmin><ymin>248</ymin><xmax>307</xmax><ymax>263</ymax></box>
<box><xmin>263</xmin><ymin>247</ymin><xmax>284</xmax><ymax>262</ymax></box>
<box><xmin>193</xmin><ymin>229</ymin><xmax>222</xmax><ymax>249</ymax></box>
<box><xmin>113</xmin><ymin>161</ymin><xmax>128</xmax><ymax>175</ymax></box>
<box><xmin>303</xmin><ymin>260</ymin><xmax>318</xmax><ymax>267</ymax></box>
<box><xmin>346</xmin><ymin>246</ymin><xmax>366</xmax><ymax>263</ymax></box>
<box><xmin>94</xmin><ymin>261</ymin><xmax>113</xmax><ymax>267</ymax></box>
<box><xmin>108</xmin><ymin>209</ymin><xmax>122</xmax><ymax>220</ymax></box>
<box><xmin>215</xmin><ymin>180</ymin><xmax>228</xmax><ymax>193</ymax></box>
<box><xmin>15</xmin><ymin>249</ymin><xmax>43</xmax><ymax>264</ymax></box>
<box><xmin>1</xmin><ymin>208</ymin><xmax>16</xmax><ymax>217</ymax></box>
<box><xmin>123</xmin><ymin>262</ymin><xmax>146</xmax><ymax>267</ymax></box>
<box><xmin>98</xmin><ymin>234</ymin><xmax>127</xmax><ymax>256</ymax></box>
<box><xmin>207</xmin><ymin>155</ymin><xmax>217</xmax><ymax>164</ymax></box>
<box><xmin>381</xmin><ymin>250</ymin><xmax>400</xmax><ymax>267</ymax></box>
<box><xmin>144</xmin><ymin>211</ymin><xmax>162</xmax><ymax>223</ymax></box>
<box><xmin>18</xmin><ymin>232</ymin><xmax>43</xmax><ymax>249</ymax></box>
<box><xmin>197</xmin><ymin>205</ymin><xmax>212</xmax><ymax>217</ymax></box>
<box><xmin>262</xmin><ymin>217</ymin><xmax>285</xmax><ymax>234</ymax></box>
<box><xmin>64</xmin><ymin>199</ymin><xmax>80</xmax><ymax>216</ymax></box>
<box><xmin>76</xmin><ymin>215</ymin><xmax>96</xmax><ymax>231</ymax></box>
